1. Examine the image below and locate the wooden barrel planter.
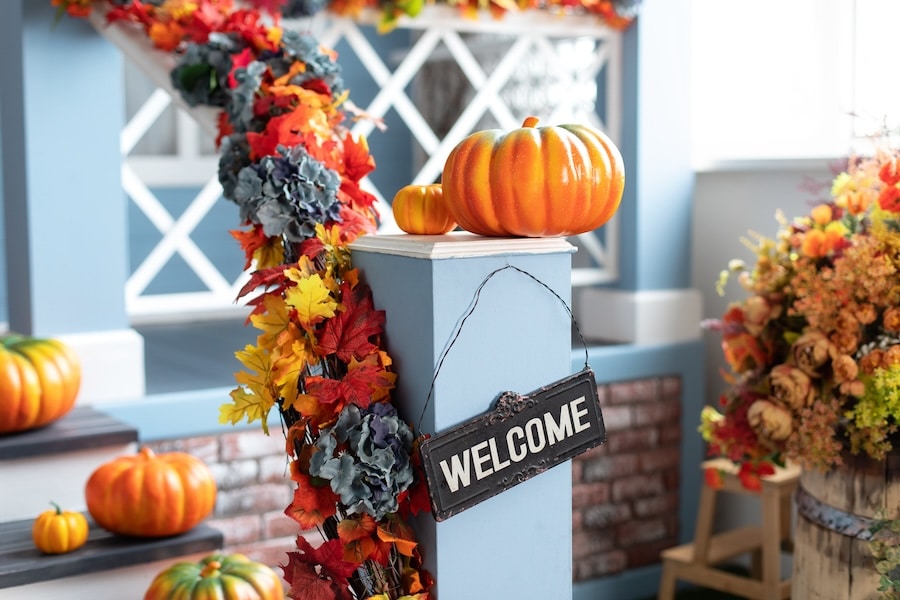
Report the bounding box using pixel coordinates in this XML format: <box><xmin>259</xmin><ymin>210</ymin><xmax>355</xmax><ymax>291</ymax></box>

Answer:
<box><xmin>793</xmin><ymin>449</ymin><xmax>900</xmax><ymax>599</ymax></box>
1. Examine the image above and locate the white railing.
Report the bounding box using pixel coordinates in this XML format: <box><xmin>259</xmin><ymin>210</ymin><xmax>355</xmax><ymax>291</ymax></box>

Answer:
<box><xmin>91</xmin><ymin>7</ymin><xmax>623</xmax><ymax>323</ymax></box>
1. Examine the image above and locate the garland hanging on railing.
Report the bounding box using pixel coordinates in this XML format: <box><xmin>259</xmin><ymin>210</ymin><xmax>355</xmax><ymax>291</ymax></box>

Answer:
<box><xmin>57</xmin><ymin>1</ymin><xmax>432</xmax><ymax>598</ymax></box>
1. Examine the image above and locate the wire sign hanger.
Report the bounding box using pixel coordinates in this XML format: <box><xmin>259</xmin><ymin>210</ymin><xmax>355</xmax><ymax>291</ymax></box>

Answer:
<box><xmin>417</xmin><ymin>264</ymin><xmax>607</xmax><ymax>521</ymax></box>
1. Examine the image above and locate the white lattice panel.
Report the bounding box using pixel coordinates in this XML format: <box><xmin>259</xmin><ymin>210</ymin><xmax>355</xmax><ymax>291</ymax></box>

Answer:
<box><xmin>93</xmin><ymin>7</ymin><xmax>623</xmax><ymax>323</ymax></box>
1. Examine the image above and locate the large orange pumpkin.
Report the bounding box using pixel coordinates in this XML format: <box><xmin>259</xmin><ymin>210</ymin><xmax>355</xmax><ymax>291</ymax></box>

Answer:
<box><xmin>85</xmin><ymin>447</ymin><xmax>217</xmax><ymax>537</ymax></box>
<box><xmin>0</xmin><ymin>334</ymin><xmax>81</xmax><ymax>434</ymax></box>
<box><xmin>441</xmin><ymin>116</ymin><xmax>625</xmax><ymax>237</ymax></box>
<box><xmin>392</xmin><ymin>183</ymin><xmax>457</xmax><ymax>235</ymax></box>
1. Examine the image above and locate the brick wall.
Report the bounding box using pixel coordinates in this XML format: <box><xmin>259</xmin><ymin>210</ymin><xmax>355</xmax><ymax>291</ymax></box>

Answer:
<box><xmin>572</xmin><ymin>375</ymin><xmax>682</xmax><ymax>581</ymax></box>
<box><xmin>146</xmin><ymin>373</ymin><xmax>682</xmax><ymax>583</ymax></box>
<box><xmin>145</xmin><ymin>428</ymin><xmax>319</xmax><ymax>571</ymax></box>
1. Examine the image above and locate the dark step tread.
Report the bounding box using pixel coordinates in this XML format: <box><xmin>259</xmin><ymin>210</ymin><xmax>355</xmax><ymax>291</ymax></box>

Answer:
<box><xmin>0</xmin><ymin>515</ymin><xmax>223</xmax><ymax>589</ymax></box>
<box><xmin>0</xmin><ymin>406</ymin><xmax>138</xmax><ymax>460</ymax></box>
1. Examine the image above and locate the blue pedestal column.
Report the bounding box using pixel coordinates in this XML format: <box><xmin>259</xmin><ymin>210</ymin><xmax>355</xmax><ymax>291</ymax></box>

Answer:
<box><xmin>0</xmin><ymin>2</ymin><xmax>145</xmax><ymax>402</ymax></box>
<box><xmin>351</xmin><ymin>232</ymin><xmax>577</xmax><ymax>599</ymax></box>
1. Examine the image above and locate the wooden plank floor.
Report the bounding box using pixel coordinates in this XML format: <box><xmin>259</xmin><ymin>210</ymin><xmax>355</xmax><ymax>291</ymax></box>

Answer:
<box><xmin>137</xmin><ymin>318</ymin><xmax>258</xmax><ymax>395</ymax></box>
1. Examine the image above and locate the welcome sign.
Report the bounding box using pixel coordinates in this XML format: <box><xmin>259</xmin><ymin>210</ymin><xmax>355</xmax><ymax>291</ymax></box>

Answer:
<box><xmin>419</xmin><ymin>368</ymin><xmax>606</xmax><ymax>521</ymax></box>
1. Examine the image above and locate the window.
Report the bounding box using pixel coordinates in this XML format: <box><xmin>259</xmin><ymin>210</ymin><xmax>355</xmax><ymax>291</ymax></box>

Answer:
<box><xmin>690</xmin><ymin>0</ymin><xmax>890</xmax><ymax>166</ymax></box>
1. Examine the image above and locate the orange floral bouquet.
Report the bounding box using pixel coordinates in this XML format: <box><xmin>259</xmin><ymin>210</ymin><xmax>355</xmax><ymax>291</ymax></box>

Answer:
<box><xmin>701</xmin><ymin>143</ymin><xmax>900</xmax><ymax>489</ymax></box>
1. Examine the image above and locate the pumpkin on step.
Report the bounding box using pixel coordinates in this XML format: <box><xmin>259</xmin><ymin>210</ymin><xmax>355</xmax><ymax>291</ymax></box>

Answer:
<box><xmin>0</xmin><ymin>333</ymin><xmax>81</xmax><ymax>434</ymax></box>
<box><xmin>85</xmin><ymin>447</ymin><xmax>217</xmax><ymax>537</ymax></box>
<box><xmin>144</xmin><ymin>553</ymin><xmax>284</xmax><ymax>600</ymax></box>
<box><xmin>32</xmin><ymin>502</ymin><xmax>89</xmax><ymax>554</ymax></box>
<box><xmin>441</xmin><ymin>116</ymin><xmax>625</xmax><ymax>237</ymax></box>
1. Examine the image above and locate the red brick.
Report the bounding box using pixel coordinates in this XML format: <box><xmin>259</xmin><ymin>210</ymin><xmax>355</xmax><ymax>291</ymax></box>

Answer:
<box><xmin>582</xmin><ymin>503</ymin><xmax>631</xmax><ymax>529</ymax></box>
<box><xmin>639</xmin><ymin>448</ymin><xmax>681</xmax><ymax>473</ymax></box>
<box><xmin>207</xmin><ymin>514</ymin><xmax>262</xmax><ymax>546</ymax></box>
<box><xmin>263</xmin><ymin>510</ymin><xmax>301</xmax><ymax>539</ymax></box>
<box><xmin>659</xmin><ymin>425</ymin><xmax>683</xmax><ymax>445</ymax></box>
<box><xmin>599</xmin><ymin>405</ymin><xmax>632</xmax><ymax>432</ymax></box>
<box><xmin>611</xmin><ymin>473</ymin><xmax>665</xmax><ymax>502</ymax></box>
<box><xmin>661</xmin><ymin>376</ymin><xmax>682</xmax><ymax>400</ymax></box>
<box><xmin>145</xmin><ymin>436</ymin><xmax>220</xmax><ymax>462</ymax></box>
<box><xmin>616</xmin><ymin>517</ymin><xmax>667</xmax><ymax>547</ymax></box>
<box><xmin>215</xmin><ymin>483</ymin><xmax>293</xmax><ymax>517</ymax></box>
<box><xmin>606</xmin><ymin>427</ymin><xmax>659</xmax><ymax>453</ymax></box>
<box><xmin>608</xmin><ymin>379</ymin><xmax>660</xmax><ymax>404</ymax></box>
<box><xmin>575</xmin><ymin>443</ymin><xmax>608</xmax><ymax>462</ymax></box>
<box><xmin>225</xmin><ymin>537</ymin><xmax>296</xmax><ymax>571</ymax></box>
<box><xmin>572</xmin><ymin>510</ymin><xmax>583</xmax><ymax>531</ymax></box>
<box><xmin>259</xmin><ymin>454</ymin><xmax>292</xmax><ymax>483</ymax></box>
<box><xmin>572</xmin><ymin>480</ymin><xmax>611</xmax><ymax>509</ymax></box>
<box><xmin>633</xmin><ymin>491</ymin><xmax>679</xmax><ymax>518</ymax></box>
<box><xmin>633</xmin><ymin>399</ymin><xmax>680</xmax><ymax>427</ymax></box>
<box><xmin>573</xmin><ymin>550</ymin><xmax>627</xmax><ymax>581</ymax></box>
<box><xmin>572</xmin><ymin>458</ymin><xmax>583</xmax><ymax>484</ymax></box>
<box><xmin>573</xmin><ymin>529</ymin><xmax>614</xmax><ymax>559</ymax></box>
<box><xmin>210</xmin><ymin>459</ymin><xmax>260</xmax><ymax>490</ymax></box>
<box><xmin>220</xmin><ymin>430</ymin><xmax>285</xmax><ymax>461</ymax></box>
<box><xmin>581</xmin><ymin>454</ymin><xmax>639</xmax><ymax>483</ymax></box>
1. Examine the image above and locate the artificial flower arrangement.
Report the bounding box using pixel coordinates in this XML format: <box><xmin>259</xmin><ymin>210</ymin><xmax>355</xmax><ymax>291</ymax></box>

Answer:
<box><xmin>247</xmin><ymin>0</ymin><xmax>640</xmax><ymax>32</ymax></box>
<box><xmin>700</xmin><ymin>141</ymin><xmax>900</xmax><ymax>490</ymax></box>
<box><xmin>56</xmin><ymin>0</ymin><xmax>432</xmax><ymax>598</ymax></box>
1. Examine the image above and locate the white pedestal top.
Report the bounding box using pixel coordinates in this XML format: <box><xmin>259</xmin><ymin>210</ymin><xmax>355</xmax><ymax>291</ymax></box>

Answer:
<box><xmin>349</xmin><ymin>231</ymin><xmax>576</xmax><ymax>259</ymax></box>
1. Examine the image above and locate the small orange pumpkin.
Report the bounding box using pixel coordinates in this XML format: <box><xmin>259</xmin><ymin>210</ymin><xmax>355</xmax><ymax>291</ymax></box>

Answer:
<box><xmin>0</xmin><ymin>334</ymin><xmax>81</xmax><ymax>434</ymax></box>
<box><xmin>32</xmin><ymin>502</ymin><xmax>89</xmax><ymax>554</ymax></box>
<box><xmin>85</xmin><ymin>447</ymin><xmax>217</xmax><ymax>537</ymax></box>
<box><xmin>441</xmin><ymin>116</ymin><xmax>625</xmax><ymax>237</ymax></box>
<box><xmin>392</xmin><ymin>183</ymin><xmax>457</xmax><ymax>235</ymax></box>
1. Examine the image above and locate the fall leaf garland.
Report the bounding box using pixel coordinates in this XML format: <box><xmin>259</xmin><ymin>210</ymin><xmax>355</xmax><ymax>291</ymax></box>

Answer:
<box><xmin>59</xmin><ymin>1</ymin><xmax>432</xmax><ymax>598</ymax></box>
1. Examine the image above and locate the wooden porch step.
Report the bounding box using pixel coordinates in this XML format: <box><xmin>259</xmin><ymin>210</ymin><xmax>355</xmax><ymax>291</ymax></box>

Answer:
<box><xmin>0</xmin><ymin>406</ymin><xmax>139</xmax><ymax>521</ymax></box>
<box><xmin>0</xmin><ymin>513</ymin><xmax>223</xmax><ymax>599</ymax></box>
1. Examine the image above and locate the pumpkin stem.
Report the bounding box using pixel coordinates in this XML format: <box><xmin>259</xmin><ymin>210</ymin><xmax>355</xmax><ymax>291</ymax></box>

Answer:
<box><xmin>522</xmin><ymin>116</ymin><xmax>540</xmax><ymax>128</ymax></box>
<box><xmin>200</xmin><ymin>561</ymin><xmax>222</xmax><ymax>578</ymax></box>
<box><xmin>138</xmin><ymin>447</ymin><xmax>155</xmax><ymax>459</ymax></box>
<box><xmin>50</xmin><ymin>501</ymin><xmax>62</xmax><ymax>515</ymax></box>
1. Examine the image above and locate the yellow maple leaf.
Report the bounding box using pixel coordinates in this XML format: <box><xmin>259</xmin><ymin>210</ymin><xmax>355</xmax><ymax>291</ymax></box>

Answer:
<box><xmin>223</xmin><ymin>343</ymin><xmax>279</xmax><ymax>434</ymax></box>
<box><xmin>284</xmin><ymin>273</ymin><xmax>337</xmax><ymax>328</ymax></box>
<box><xmin>250</xmin><ymin>294</ymin><xmax>293</xmax><ymax>351</ymax></box>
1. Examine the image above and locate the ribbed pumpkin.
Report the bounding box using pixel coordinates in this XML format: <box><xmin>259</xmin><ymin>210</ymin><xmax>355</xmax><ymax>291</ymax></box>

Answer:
<box><xmin>85</xmin><ymin>447</ymin><xmax>217</xmax><ymax>537</ymax></box>
<box><xmin>32</xmin><ymin>502</ymin><xmax>89</xmax><ymax>554</ymax></box>
<box><xmin>441</xmin><ymin>116</ymin><xmax>625</xmax><ymax>237</ymax></box>
<box><xmin>0</xmin><ymin>334</ymin><xmax>81</xmax><ymax>434</ymax></box>
<box><xmin>392</xmin><ymin>183</ymin><xmax>457</xmax><ymax>234</ymax></box>
<box><xmin>144</xmin><ymin>553</ymin><xmax>284</xmax><ymax>600</ymax></box>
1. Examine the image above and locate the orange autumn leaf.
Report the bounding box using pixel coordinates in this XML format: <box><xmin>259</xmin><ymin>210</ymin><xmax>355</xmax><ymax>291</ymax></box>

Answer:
<box><xmin>703</xmin><ymin>467</ymin><xmax>723</xmax><ymax>490</ymax></box>
<box><xmin>377</xmin><ymin>517</ymin><xmax>418</xmax><ymax>558</ymax></box>
<box><xmin>285</xmin><ymin>471</ymin><xmax>340</xmax><ymax>529</ymax></box>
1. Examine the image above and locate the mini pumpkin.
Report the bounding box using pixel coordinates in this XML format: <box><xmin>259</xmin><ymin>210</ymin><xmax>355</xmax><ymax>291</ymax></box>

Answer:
<box><xmin>85</xmin><ymin>447</ymin><xmax>217</xmax><ymax>537</ymax></box>
<box><xmin>32</xmin><ymin>502</ymin><xmax>89</xmax><ymax>554</ymax></box>
<box><xmin>441</xmin><ymin>116</ymin><xmax>625</xmax><ymax>237</ymax></box>
<box><xmin>392</xmin><ymin>183</ymin><xmax>457</xmax><ymax>235</ymax></box>
<box><xmin>0</xmin><ymin>334</ymin><xmax>81</xmax><ymax>434</ymax></box>
<box><xmin>144</xmin><ymin>553</ymin><xmax>284</xmax><ymax>600</ymax></box>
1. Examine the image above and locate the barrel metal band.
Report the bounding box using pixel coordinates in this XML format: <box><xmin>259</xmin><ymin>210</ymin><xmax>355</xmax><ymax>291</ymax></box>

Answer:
<box><xmin>796</xmin><ymin>484</ymin><xmax>884</xmax><ymax>541</ymax></box>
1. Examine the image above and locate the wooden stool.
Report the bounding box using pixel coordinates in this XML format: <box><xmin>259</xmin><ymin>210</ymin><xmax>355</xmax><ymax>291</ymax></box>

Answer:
<box><xmin>658</xmin><ymin>458</ymin><xmax>800</xmax><ymax>600</ymax></box>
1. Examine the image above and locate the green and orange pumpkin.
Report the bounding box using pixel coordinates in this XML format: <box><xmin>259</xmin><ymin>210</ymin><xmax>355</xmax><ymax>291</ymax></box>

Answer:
<box><xmin>144</xmin><ymin>553</ymin><xmax>284</xmax><ymax>600</ymax></box>
<box><xmin>441</xmin><ymin>116</ymin><xmax>625</xmax><ymax>237</ymax></box>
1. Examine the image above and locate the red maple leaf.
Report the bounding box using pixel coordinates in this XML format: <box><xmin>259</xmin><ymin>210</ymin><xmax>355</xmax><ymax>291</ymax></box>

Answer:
<box><xmin>294</xmin><ymin>537</ymin><xmax>359</xmax><ymax>586</ymax></box>
<box><xmin>341</xmin><ymin>133</ymin><xmax>375</xmax><ymax>182</ymax></box>
<box><xmin>284</xmin><ymin>472</ymin><xmax>339</xmax><ymax>529</ymax></box>
<box><xmin>282</xmin><ymin>551</ymin><xmax>351</xmax><ymax>600</ymax></box>
<box><xmin>318</xmin><ymin>282</ymin><xmax>385</xmax><ymax>362</ymax></box>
